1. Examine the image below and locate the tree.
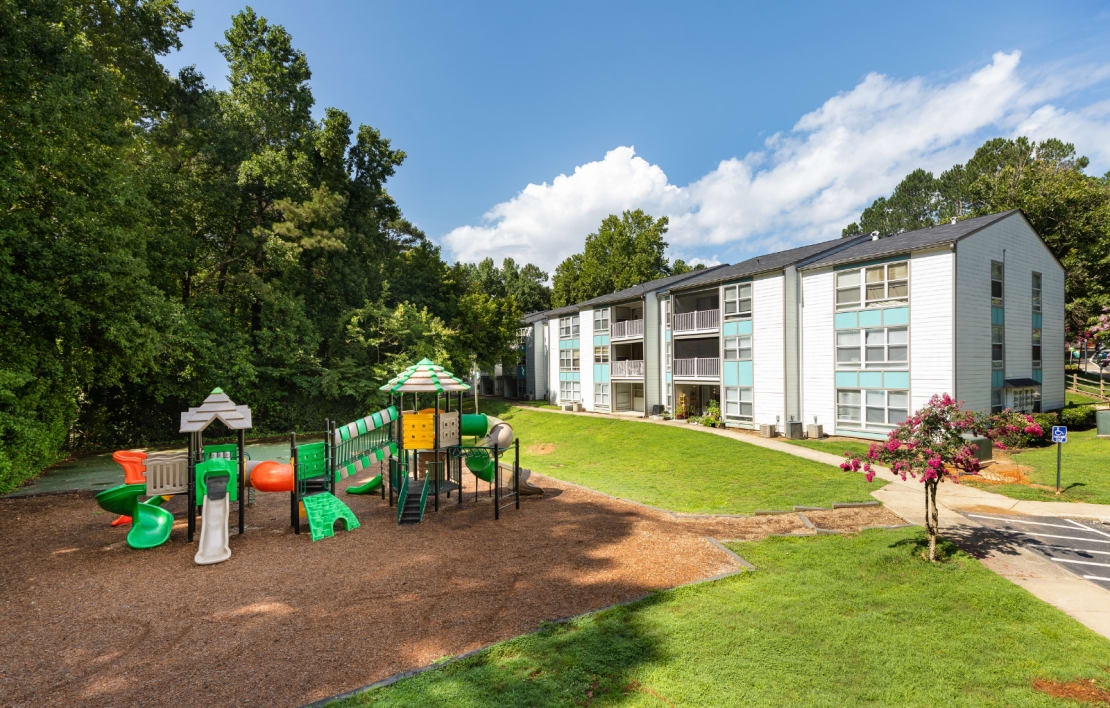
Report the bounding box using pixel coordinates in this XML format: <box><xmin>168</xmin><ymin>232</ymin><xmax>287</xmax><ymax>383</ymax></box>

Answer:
<box><xmin>551</xmin><ymin>210</ymin><xmax>678</xmax><ymax>306</ymax></box>
<box><xmin>842</xmin><ymin>395</ymin><xmax>989</xmax><ymax>562</ymax></box>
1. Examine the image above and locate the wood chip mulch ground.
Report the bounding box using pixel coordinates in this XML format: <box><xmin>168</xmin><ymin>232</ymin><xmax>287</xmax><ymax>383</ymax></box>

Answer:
<box><xmin>0</xmin><ymin>468</ymin><xmax>896</xmax><ymax>707</ymax></box>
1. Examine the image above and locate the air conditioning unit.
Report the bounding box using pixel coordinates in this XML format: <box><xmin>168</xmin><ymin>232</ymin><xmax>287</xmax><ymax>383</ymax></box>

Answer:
<box><xmin>759</xmin><ymin>424</ymin><xmax>777</xmax><ymax>438</ymax></box>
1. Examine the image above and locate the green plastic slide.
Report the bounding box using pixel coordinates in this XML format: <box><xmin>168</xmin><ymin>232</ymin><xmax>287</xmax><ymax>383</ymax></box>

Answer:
<box><xmin>95</xmin><ymin>483</ymin><xmax>174</xmax><ymax>549</ymax></box>
<box><xmin>345</xmin><ymin>474</ymin><xmax>382</xmax><ymax>495</ymax></box>
<box><xmin>465</xmin><ymin>449</ymin><xmax>497</xmax><ymax>482</ymax></box>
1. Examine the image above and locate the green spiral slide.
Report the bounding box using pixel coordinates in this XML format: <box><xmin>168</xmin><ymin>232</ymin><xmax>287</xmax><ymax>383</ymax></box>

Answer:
<box><xmin>96</xmin><ymin>483</ymin><xmax>174</xmax><ymax>549</ymax></box>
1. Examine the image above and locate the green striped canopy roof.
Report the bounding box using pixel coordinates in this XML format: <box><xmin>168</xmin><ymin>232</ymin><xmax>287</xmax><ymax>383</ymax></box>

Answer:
<box><xmin>378</xmin><ymin>358</ymin><xmax>471</xmax><ymax>393</ymax></box>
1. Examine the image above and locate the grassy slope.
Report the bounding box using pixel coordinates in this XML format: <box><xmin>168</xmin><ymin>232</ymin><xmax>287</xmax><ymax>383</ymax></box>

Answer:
<box><xmin>1066</xmin><ymin>391</ymin><xmax>1102</xmax><ymax>406</ymax></box>
<box><xmin>966</xmin><ymin>428</ymin><xmax>1110</xmax><ymax>504</ymax></box>
<box><xmin>482</xmin><ymin>404</ymin><xmax>877</xmax><ymax>514</ymax></box>
<box><xmin>348</xmin><ymin>528</ymin><xmax>1110</xmax><ymax>707</ymax></box>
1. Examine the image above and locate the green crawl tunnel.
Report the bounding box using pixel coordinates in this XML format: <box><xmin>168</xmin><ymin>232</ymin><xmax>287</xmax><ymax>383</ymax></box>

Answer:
<box><xmin>464</xmin><ymin>447</ymin><xmax>496</xmax><ymax>482</ymax></box>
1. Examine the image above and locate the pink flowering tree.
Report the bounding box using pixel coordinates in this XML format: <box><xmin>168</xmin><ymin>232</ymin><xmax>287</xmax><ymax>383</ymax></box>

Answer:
<box><xmin>983</xmin><ymin>409</ymin><xmax>1045</xmax><ymax>449</ymax></box>
<box><xmin>841</xmin><ymin>394</ymin><xmax>989</xmax><ymax>562</ymax></box>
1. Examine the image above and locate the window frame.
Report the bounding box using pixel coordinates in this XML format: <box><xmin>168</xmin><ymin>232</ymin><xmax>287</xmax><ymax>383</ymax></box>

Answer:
<box><xmin>835</xmin><ymin>260</ymin><xmax>909</xmax><ymax>310</ymax></box>
<box><xmin>991</xmin><ymin>261</ymin><xmax>1004</xmax><ymax>307</ymax></box>
<box><xmin>837</xmin><ymin>388</ymin><xmax>908</xmax><ymax>429</ymax></box>
<box><xmin>559</xmin><ymin>316</ymin><xmax>579</xmax><ymax>339</ymax></box>
<box><xmin>723</xmin><ymin>283</ymin><xmax>753</xmax><ymax>318</ymax></box>
<box><xmin>594</xmin><ymin>346</ymin><xmax>609</xmax><ymax>364</ymax></box>
<box><xmin>559</xmin><ymin>348</ymin><xmax>580</xmax><ymax>372</ymax></box>
<box><xmin>723</xmin><ymin>386</ymin><xmax>753</xmax><ymax>421</ymax></box>
<box><xmin>1031</xmin><ymin>272</ymin><xmax>1041</xmax><ymax>314</ymax></box>
<box><xmin>723</xmin><ymin>334</ymin><xmax>752</xmax><ymax>361</ymax></box>
<box><xmin>593</xmin><ymin>382</ymin><xmax>609</xmax><ymax>408</ymax></box>
<box><xmin>862</xmin><ymin>326</ymin><xmax>908</xmax><ymax>368</ymax></box>
<box><xmin>593</xmin><ymin>307</ymin><xmax>610</xmax><ymax>333</ymax></box>
<box><xmin>559</xmin><ymin>380</ymin><xmax>581</xmax><ymax>402</ymax></box>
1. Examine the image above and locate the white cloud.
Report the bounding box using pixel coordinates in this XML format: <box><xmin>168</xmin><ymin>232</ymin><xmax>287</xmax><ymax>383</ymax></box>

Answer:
<box><xmin>443</xmin><ymin>51</ymin><xmax>1110</xmax><ymax>272</ymax></box>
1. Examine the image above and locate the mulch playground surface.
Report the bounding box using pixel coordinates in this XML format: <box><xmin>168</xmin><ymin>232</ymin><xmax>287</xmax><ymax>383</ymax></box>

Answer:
<box><xmin>0</xmin><ymin>468</ymin><xmax>900</xmax><ymax>707</ymax></box>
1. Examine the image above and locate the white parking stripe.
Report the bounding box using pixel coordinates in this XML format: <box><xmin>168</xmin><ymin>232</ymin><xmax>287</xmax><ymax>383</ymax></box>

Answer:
<box><xmin>966</xmin><ymin>514</ymin><xmax>1102</xmax><ymax>533</ymax></box>
<box><xmin>1083</xmin><ymin>575</ymin><xmax>1110</xmax><ymax>582</ymax></box>
<box><xmin>1050</xmin><ymin>558</ymin><xmax>1110</xmax><ymax>568</ymax></box>
<box><xmin>1043</xmin><ymin>545</ymin><xmax>1110</xmax><ymax>556</ymax></box>
<box><xmin>998</xmin><ymin>530</ymin><xmax>1110</xmax><ymax>544</ymax></box>
<box><xmin>1065</xmin><ymin>518</ymin><xmax>1110</xmax><ymax>539</ymax></box>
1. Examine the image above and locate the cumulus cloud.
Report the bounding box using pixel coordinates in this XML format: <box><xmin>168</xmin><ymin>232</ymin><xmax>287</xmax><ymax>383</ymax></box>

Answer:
<box><xmin>442</xmin><ymin>51</ymin><xmax>1110</xmax><ymax>272</ymax></box>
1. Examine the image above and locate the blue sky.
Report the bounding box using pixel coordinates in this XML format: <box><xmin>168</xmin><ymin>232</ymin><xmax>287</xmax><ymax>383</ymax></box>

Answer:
<box><xmin>161</xmin><ymin>1</ymin><xmax>1110</xmax><ymax>273</ymax></box>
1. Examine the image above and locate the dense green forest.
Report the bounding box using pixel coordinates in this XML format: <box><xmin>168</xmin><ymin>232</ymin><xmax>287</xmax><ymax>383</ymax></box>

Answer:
<box><xmin>843</xmin><ymin>137</ymin><xmax>1110</xmax><ymax>330</ymax></box>
<box><xmin>0</xmin><ymin>1</ymin><xmax>550</xmax><ymax>491</ymax></box>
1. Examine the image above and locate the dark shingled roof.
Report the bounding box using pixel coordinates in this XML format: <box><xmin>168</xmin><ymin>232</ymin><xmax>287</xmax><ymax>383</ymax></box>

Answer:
<box><xmin>800</xmin><ymin>210</ymin><xmax>1020</xmax><ymax>270</ymax></box>
<box><xmin>521</xmin><ymin>310</ymin><xmax>550</xmax><ymax>324</ymax></box>
<box><xmin>668</xmin><ymin>234</ymin><xmax>869</xmax><ymax>292</ymax></box>
<box><xmin>577</xmin><ymin>264</ymin><xmax>731</xmax><ymax>308</ymax></box>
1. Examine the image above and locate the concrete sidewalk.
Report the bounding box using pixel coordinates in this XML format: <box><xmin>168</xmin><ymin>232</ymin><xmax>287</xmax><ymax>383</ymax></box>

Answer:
<box><xmin>524</xmin><ymin>404</ymin><xmax>1110</xmax><ymax>639</ymax></box>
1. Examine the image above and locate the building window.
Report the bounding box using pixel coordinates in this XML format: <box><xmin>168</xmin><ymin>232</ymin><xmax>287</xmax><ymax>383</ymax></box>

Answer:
<box><xmin>593</xmin><ymin>308</ymin><xmax>609</xmax><ymax>333</ymax></box>
<box><xmin>1032</xmin><ymin>329</ymin><xmax>1042</xmax><ymax>369</ymax></box>
<box><xmin>594</xmin><ymin>382</ymin><xmax>609</xmax><ymax>408</ymax></box>
<box><xmin>837</xmin><ymin>389</ymin><xmax>907</xmax><ymax>428</ymax></box>
<box><xmin>665</xmin><ymin>339</ymin><xmax>671</xmax><ymax>372</ymax></box>
<box><xmin>559</xmin><ymin>348</ymin><xmax>579</xmax><ymax>371</ymax></box>
<box><xmin>664</xmin><ymin>298</ymin><xmax>671</xmax><ymax>329</ymax></box>
<box><xmin>991</xmin><ymin>326</ymin><xmax>1004</xmax><ymax>368</ymax></box>
<box><xmin>863</xmin><ymin>327</ymin><xmax>908</xmax><ymax>367</ymax></box>
<box><xmin>991</xmin><ymin>261</ymin><xmax>1004</xmax><ymax>307</ymax></box>
<box><xmin>723</xmin><ymin>283</ymin><xmax>752</xmax><ymax>317</ymax></box>
<box><xmin>594</xmin><ymin>346</ymin><xmax>609</xmax><ymax>364</ymax></box>
<box><xmin>836</xmin><ymin>270</ymin><xmax>861</xmax><ymax>309</ymax></box>
<box><xmin>836</xmin><ymin>330</ymin><xmax>861</xmax><ymax>365</ymax></box>
<box><xmin>723</xmin><ymin>335</ymin><xmax>752</xmax><ymax>361</ymax></box>
<box><xmin>559</xmin><ymin>380</ymin><xmax>580</xmax><ymax>401</ymax></box>
<box><xmin>1032</xmin><ymin>272</ymin><xmax>1041</xmax><ymax>313</ymax></box>
<box><xmin>724</xmin><ymin>387</ymin><xmax>753</xmax><ymax>421</ymax></box>
<box><xmin>836</xmin><ymin>261</ymin><xmax>908</xmax><ymax>310</ymax></box>
<box><xmin>559</xmin><ymin>316</ymin><xmax>579</xmax><ymax>338</ymax></box>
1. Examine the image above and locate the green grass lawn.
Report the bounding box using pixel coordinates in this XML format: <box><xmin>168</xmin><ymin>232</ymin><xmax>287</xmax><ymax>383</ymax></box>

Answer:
<box><xmin>965</xmin><ymin>428</ymin><xmax>1110</xmax><ymax>505</ymax></box>
<box><xmin>1066</xmin><ymin>390</ymin><xmax>1103</xmax><ymax>406</ymax></box>
<box><xmin>780</xmin><ymin>436</ymin><xmax>875</xmax><ymax>460</ymax></box>
<box><xmin>476</xmin><ymin>403</ymin><xmax>877</xmax><ymax>514</ymax></box>
<box><xmin>344</xmin><ymin>528</ymin><xmax>1110</xmax><ymax>707</ymax></box>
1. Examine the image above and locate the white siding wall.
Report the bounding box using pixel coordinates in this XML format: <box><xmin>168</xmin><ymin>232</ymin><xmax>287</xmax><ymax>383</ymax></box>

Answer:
<box><xmin>752</xmin><ymin>272</ymin><xmax>785</xmax><ymax>427</ymax></box>
<box><xmin>659</xmin><ymin>294</ymin><xmax>669</xmax><ymax>410</ymax></box>
<box><xmin>800</xmin><ymin>268</ymin><xmax>836</xmax><ymax>428</ymax></box>
<box><xmin>909</xmin><ymin>248</ymin><xmax>954</xmax><ymax>410</ymax></box>
<box><xmin>580</xmin><ymin>310</ymin><xmax>595</xmax><ymax>410</ymax></box>
<box><xmin>547</xmin><ymin>319</ymin><xmax>560</xmax><ymax>403</ymax></box>
<box><xmin>955</xmin><ymin>214</ymin><xmax>1065</xmax><ymax>411</ymax></box>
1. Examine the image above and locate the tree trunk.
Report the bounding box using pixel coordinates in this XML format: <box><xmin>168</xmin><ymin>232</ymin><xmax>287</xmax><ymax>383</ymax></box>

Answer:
<box><xmin>926</xmin><ymin>480</ymin><xmax>939</xmax><ymax>562</ymax></box>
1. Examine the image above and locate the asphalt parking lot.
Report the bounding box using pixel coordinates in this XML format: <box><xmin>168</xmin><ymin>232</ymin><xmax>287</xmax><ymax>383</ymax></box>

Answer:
<box><xmin>962</xmin><ymin>511</ymin><xmax>1110</xmax><ymax>592</ymax></box>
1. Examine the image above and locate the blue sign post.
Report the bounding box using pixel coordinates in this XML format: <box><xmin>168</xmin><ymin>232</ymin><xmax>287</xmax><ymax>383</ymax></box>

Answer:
<box><xmin>1052</xmin><ymin>425</ymin><xmax>1067</xmax><ymax>494</ymax></box>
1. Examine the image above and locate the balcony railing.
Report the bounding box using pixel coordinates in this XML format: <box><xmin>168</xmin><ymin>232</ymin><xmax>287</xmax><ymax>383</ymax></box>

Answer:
<box><xmin>611</xmin><ymin>318</ymin><xmax>644</xmax><ymax>339</ymax></box>
<box><xmin>611</xmin><ymin>359</ymin><xmax>645</xmax><ymax>378</ymax></box>
<box><xmin>673</xmin><ymin>357</ymin><xmax>720</xmax><ymax>378</ymax></box>
<box><xmin>672</xmin><ymin>309</ymin><xmax>720</xmax><ymax>333</ymax></box>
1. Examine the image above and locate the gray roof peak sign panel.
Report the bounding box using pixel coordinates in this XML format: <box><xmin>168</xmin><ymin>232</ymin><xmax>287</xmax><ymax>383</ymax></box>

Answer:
<box><xmin>800</xmin><ymin>210</ymin><xmax>1020</xmax><ymax>270</ymax></box>
<box><xmin>180</xmin><ymin>388</ymin><xmax>253</xmax><ymax>432</ymax></box>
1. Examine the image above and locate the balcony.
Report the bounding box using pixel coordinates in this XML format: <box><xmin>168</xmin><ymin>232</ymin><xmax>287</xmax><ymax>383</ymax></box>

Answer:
<box><xmin>611</xmin><ymin>359</ymin><xmax>645</xmax><ymax>378</ymax></box>
<box><xmin>672</xmin><ymin>309</ymin><xmax>719</xmax><ymax>334</ymax></box>
<box><xmin>674</xmin><ymin>357</ymin><xmax>720</xmax><ymax>379</ymax></box>
<box><xmin>611</xmin><ymin>318</ymin><xmax>644</xmax><ymax>340</ymax></box>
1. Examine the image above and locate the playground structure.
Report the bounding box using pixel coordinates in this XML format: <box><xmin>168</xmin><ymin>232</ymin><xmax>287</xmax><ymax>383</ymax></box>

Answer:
<box><xmin>94</xmin><ymin>359</ymin><xmax>535</xmax><ymax>563</ymax></box>
<box><xmin>379</xmin><ymin>358</ymin><xmax>524</xmax><ymax>524</ymax></box>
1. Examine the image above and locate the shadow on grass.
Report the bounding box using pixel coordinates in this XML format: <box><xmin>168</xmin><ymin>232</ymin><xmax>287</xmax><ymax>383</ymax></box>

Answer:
<box><xmin>342</xmin><ymin>593</ymin><xmax>671</xmax><ymax>706</ymax></box>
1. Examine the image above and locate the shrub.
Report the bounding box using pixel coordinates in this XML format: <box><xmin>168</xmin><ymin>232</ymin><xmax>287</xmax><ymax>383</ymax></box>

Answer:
<box><xmin>1060</xmin><ymin>404</ymin><xmax>1096</xmax><ymax>430</ymax></box>
<box><xmin>1030</xmin><ymin>412</ymin><xmax>1058</xmax><ymax>443</ymax></box>
<box><xmin>983</xmin><ymin>409</ymin><xmax>1045</xmax><ymax>450</ymax></box>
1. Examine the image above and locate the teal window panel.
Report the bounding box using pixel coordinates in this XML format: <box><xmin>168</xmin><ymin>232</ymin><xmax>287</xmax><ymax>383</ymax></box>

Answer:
<box><xmin>593</xmin><ymin>335</ymin><xmax>602</xmax><ymax>346</ymax></box>
<box><xmin>882</xmin><ymin>307</ymin><xmax>909</xmax><ymax>326</ymax></box>
<box><xmin>559</xmin><ymin>372</ymin><xmax>580</xmax><ymax>382</ymax></box>
<box><xmin>834</xmin><ymin>312</ymin><xmax>858</xmax><ymax>329</ymax></box>
<box><xmin>1032</xmin><ymin>368</ymin><xmax>1042</xmax><ymax>383</ymax></box>
<box><xmin>666</xmin><ymin>372</ymin><xmax>672</xmax><ymax>383</ymax></box>
<box><xmin>665</xmin><ymin>330</ymin><xmax>671</xmax><ymax>342</ymax></box>
<box><xmin>722</xmin><ymin>321</ymin><xmax>737</xmax><ymax>337</ymax></box>
<box><xmin>883</xmin><ymin>371</ymin><xmax>910</xmax><ymax>389</ymax></box>
<box><xmin>859</xmin><ymin>371</ymin><xmax>883</xmax><ymax>388</ymax></box>
<box><xmin>1033</xmin><ymin>313</ymin><xmax>1042</xmax><ymax>329</ymax></box>
<box><xmin>736</xmin><ymin>320</ymin><xmax>753</xmax><ymax>335</ymax></box>
<box><xmin>858</xmin><ymin>309</ymin><xmax>883</xmax><ymax>327</ymax></box>
<box><xmin>991</xmin><ymin>307</ymin><xmax>1004</xmax><ymax>325</ymax></box>
<box><xmin>738</xmin><ymin>361</ymin><xmax>754</xmax><ymax>387</ymax></box>
<box><xmin>723</xmin><ymin>361</ymin><xmax>739</xmax><ymax>387</ymax></box>
<box><xmin>559</xmin><ymin>338</ymin><xmax>581</xmax><ymax>350</ymax></box>
<box><xmin>992</xmin><ymin>370</ymin><xmax>1004</xmax><ymax>387</ymax></box>
<box><xmin>593</xmin><ymin>364</ymin><xmax>610</xmax><ymax>383</ymax></box>
<box><xmin>834</xmin><ymin>371</ymin><xmax>858</xmax><ymax>388</ymax></box>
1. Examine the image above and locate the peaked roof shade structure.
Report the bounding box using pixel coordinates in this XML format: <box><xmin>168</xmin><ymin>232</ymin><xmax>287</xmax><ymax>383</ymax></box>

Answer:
<box><xmin>179</xmin><ymin>387</ymin><xmax>253</xmax><ymax>433</ymax></box>
<box><xmin>800</xmin><ymin>210</ymin><xmax>1021</xmax><ymax>270</ymax></box>
<box><xmin>379</xmin><ymin>358</ymin><xmax>472</xmax><ymax>393</ymax></box>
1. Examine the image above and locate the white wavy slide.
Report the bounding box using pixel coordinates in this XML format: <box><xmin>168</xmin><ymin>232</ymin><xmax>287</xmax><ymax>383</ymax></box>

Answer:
<box><xmin>194</xmin><ymin>475</ymin><xmax>232</xmax><ymax>565</ymax></box>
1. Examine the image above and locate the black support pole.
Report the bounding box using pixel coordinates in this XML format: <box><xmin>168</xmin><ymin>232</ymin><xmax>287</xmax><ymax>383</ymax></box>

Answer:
<box><xmin>187</xmin><ymin>433</ymin><xmax>195</xmax><ymax>542</ymax></box>
<box><xmin>291</xmin><ymin>432</ymin><xmax>299</xmax><ymax>534</ymax></box>
<box><xmin>515</xmin><ymin>437</ymin><xmax>520</xmax><ymax>510</ymax></box>
<box><xmin>434</xmin><ymin>395</ymin><xmax>440</xmax><ymax>512</ymax></box>
<box><xmin>494</xmin><ymin>443</ymin><xmax>500</xmax><ymax>520</ymax></box>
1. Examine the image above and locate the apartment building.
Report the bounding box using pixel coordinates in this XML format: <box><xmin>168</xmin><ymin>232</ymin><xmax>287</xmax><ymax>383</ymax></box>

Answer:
<box><xmin>516</xmin><ymin>210</ymin><xmax>1063</xmax><ymax>439</ymax></box>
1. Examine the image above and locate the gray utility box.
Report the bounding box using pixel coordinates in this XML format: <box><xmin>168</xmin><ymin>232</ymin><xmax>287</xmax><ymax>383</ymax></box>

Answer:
<box><xmin>960</xmin><ymin>433</ymin><xmax>993</xmax><ymax>462</ymax></box>
<box><xmin>1097</xmin><ymin>409</ymin><xmax>1110</xmax><ymax>438</ymax></box>
<box><xmin>760</xmin><ymin>424</ymin><xmax>778</xmax><ymax>438</ymax></box>
<box><xmin>806</xmin><ymin>424</ymin><xmax>824</xmax><ymax>439</ymax></box>
<box><xmin>784</xmin><ymin>421</ymin><xmax>804</xmax><ymax>439</ymax></box>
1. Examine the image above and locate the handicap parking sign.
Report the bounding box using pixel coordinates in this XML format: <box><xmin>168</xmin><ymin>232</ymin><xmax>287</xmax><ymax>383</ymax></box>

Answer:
<box><xmin>1052</xmin><ymin>425</ymin><xmax>1067</xmax><ymax>443</ymax></box>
